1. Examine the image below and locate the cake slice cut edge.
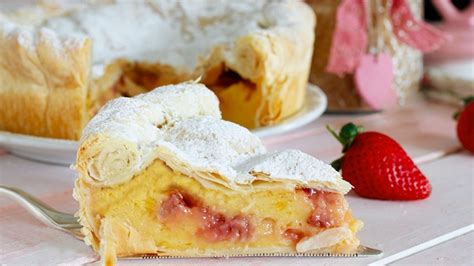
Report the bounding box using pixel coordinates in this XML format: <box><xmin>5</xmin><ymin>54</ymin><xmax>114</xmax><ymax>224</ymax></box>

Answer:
<box><xmin>73</xmin><ymin>82</ymin><xmax>362</xmax><ymax>265</ymax></box>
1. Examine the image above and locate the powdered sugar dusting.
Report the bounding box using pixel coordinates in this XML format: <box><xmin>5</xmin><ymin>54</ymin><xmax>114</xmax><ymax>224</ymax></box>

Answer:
<box><xmin>136</xmin><ymin>83</ymin><xmax>221</xmax><ymax>121</ymax></box>
<box><xmin>41</xmin><ymin>0</ymin><xmax>264</xmax><ymax>69</ymax></box>
<box><xmin>78</xmin><ymin>82</ymin><xmax>352</xmax><ymax>193</ymax></box>
<box><xmin>4</xmin><ymin>0</ymin><xmax>312</xmax><ymax>73</ymax></box>
<box><xmin>81</xmin><ymin>82</ymin><xmax>220</xmax><ymax>144</ymax></box>
<box><xmin>245</xmin><ymin>150</ymin><xmax>344</xmax><ymax>184</ymax></box>
<box><xmin>160</xmin><ymin>116</ymin><xmax>266</xmax><ymax>178</ymax></box>
<box><xmin>0</xmin><ymin>15</ymin><xmax>86</xmax><ymax>56</ymax></box>
<box><xmin>80</xmin><ymin>97</ymin><xmax>166</xmax><ymax>145</ymax></box>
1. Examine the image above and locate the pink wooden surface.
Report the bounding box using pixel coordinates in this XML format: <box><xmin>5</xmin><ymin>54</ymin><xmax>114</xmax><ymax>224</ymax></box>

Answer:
<box><xmin>395</xmin><ymin>232</ymin><xmax>474</xmax><ymax>265</ymax></box>
<box><xmin>1</xmin><ymin>96</ymin><xmax>473</xmax><ymax>265</ymax></box>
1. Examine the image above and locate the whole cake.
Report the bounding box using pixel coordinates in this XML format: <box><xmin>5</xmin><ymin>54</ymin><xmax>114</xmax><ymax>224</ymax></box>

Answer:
<box><xmin>0</xmin><ymin>0</ymin><xmax>315</xmax><ymax>139</ymax></box>
<box><xmin>73</xmin><ymin>82</ymin><xmax>362</xmax><ymax>265</ymax></box>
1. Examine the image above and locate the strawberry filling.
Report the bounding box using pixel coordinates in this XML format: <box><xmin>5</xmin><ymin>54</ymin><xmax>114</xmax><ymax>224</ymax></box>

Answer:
<box><xmin>159</xmin><ymin>191</ymin><xmax>193</xmax><ymax>217</ymax></box>
<box><xmin>160</xmin><ymin>189</ymin><xmax>346</xmax><ymax>245</ymax></box>
<box><xmin>283</xmin><ymin>228</ymin><xmax>306</xmax><ymax>243</ymax></box>
<box><xmin>299</xmin><ymin>188</ymin><xmax>347</xmax><ymax>228</ymax></box>
<box><xmin>196</xmin><ymin>211</ymin><xmax>252</xmax><ymax>242</ymax></box>
<box><xmin>159</xmin><ymin>191</ymin><xmax>252</xmax><ymax>242</ymax></box>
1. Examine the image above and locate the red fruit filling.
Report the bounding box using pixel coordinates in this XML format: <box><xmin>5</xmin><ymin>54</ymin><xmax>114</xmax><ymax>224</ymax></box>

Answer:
<box><xmin>283</xmin><ymin>228</ymin><xmax>306</xmax><ymax>243</ymax></box>
<box><xmin>196</xmin><ymin>211</ymin><xmax>252</xmax><ymax>242</ymax></box>
<box><xmin>299</xmin><ymin>188</ymin><xmax>347</xmax><ymax>228</ymax></box>
<box><xmin>159</xmin><ymin>191</ymin><xmax>252</xmax><ymax>242</ymax></box>
<box><xmin>159</xmin><ymin>191</ymin><xmax>194</xmax><ymax>217</ymax></box>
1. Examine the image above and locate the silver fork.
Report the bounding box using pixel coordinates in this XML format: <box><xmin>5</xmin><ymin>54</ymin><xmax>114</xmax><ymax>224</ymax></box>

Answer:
<box><xmin>0</xmin><ymin>185</ymin><xmax>83</xmax><ymax>240</ymax></box>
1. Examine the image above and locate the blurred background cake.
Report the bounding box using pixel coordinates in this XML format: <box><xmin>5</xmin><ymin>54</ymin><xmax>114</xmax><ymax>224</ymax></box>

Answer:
<box><xmin>0</xmin><ymin>0</ymin><xmax>315</xmax><ymax>140</ymax></box>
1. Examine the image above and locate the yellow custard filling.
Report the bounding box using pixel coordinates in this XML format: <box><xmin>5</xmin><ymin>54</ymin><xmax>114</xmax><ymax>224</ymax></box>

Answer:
<box><xmin>77</xmin><ymin>159</ymin><xmax>361</xmax><ymax>258</ymax></box>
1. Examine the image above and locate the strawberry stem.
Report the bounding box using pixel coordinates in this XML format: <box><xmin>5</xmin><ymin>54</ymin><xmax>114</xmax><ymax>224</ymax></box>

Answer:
<box><xmin>327</xmin><ymin>123</ymin><xmax>363</xmax><ymax>151</ymax></box>
<box><xmin>326</xmin><ymin>125</ymin><xmax>345</xmax><ymax>145</ymax></box>
<box><xmin>339</xmin><ymin>123</ymin><xmax>364</xmax><ymax>152</ymax></box>
<box><xmin>453</xmin><ymin>95</ymin><xmax>474</xmax><ymax>120</ymax></box>
<box><xmin>327</xmin><ymin>122</ymin><xmax>364</xmax><ymax>171</ymax></box>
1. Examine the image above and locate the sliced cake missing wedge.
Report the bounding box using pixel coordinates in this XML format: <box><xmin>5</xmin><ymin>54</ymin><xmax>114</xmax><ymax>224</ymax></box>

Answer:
<box><xmin>73</xmin><ymin>82</ymin><xmax>362</xmax><ymax>265</ymax></box>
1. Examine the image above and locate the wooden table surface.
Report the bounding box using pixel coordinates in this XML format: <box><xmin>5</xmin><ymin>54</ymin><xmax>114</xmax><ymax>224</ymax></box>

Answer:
<box><xmin>1</xmin><ymin>95</ymin><xmax>473</xmax><ymax>265</ymax></box>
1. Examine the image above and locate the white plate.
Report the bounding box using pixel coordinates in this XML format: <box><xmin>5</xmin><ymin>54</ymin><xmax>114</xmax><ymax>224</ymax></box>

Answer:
<box><xmin>0</xmin><ymin>84</ymin><xmax>326</xmax><ymax>165</ymax></box>
<box><xmin>0</xmin><ymin>131</ymin><xmax>77</xmax><ymax>166</ymax></box>
<box><xmin>252</xmin><ymin>84</ymin><xmax>327</xmax><ymax>137</ymax></box>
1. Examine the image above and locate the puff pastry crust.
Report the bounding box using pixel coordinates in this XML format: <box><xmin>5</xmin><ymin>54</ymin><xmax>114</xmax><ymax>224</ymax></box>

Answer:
<box><xmin>74</xmin><ymin>82</ymin><xmax>361</xmax><ymax>265</ymax></box>
<box><xmin>0</xmin><ymin>0</ymin><xmax>315</xmax><ymax>139</ymax></box>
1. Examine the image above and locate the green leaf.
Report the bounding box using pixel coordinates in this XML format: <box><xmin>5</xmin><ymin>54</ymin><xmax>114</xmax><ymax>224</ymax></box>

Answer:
<box><xmin>463</xmin><ymin>96</ymin><xmax>474</xmax><ymax>106</ymax></box>
<box><xmin>339</xmin><ymin>123</ymin><xmax>364</xmax><ymax>152</ymax></box>
<box><xmin>330</xmin><ymin>157</ymin><xmax>344</xmax><ymax>171</ymax></box>
<box><xmin>453</xmin><ymin>111</ymin><xmax>460</xmax><ymax>120</ymax></box>
<box><xmin>327</xmin><ymin>123</ymin><xmax>363</xmax><ymax>172</ymax></box>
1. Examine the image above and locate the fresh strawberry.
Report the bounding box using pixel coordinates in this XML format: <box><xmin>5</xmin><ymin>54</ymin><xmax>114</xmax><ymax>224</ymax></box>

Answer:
<box><xmin>328</xmin><ymin>123</ymin><xmax>431</xmax><ymax>200</ymax></box>
<box><xmin>455</xmin><ymin>96</ymin><xmax>474</xmax><ymax>153</ymax></box>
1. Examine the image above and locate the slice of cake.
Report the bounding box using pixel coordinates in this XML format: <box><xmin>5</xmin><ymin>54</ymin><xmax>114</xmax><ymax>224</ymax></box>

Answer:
<box><xmin>73</xmin><ymin>82</ymin><xmax>362</xmax><ymax>265</ymax></box>
<box><xmin>0</xmin><ymin>0</ymin><xmax>315</xmax><ymax>139</ymax></box>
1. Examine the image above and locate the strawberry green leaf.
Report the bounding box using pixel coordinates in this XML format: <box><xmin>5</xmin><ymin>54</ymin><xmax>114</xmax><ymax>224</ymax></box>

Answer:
<box><xmin>327</xmin><ymin>122</ymin><xmax>364</xmax><ymax>171</ymax></box>
<box><xmin>463</xmin><ymin>96</ymin><xmax>474</xmax><ymax>106</ymax></box>
<box><xmin>330</xmin><ymin>157</ymin><xmax>344</xmax><ymax>172</ymax></box>
<box><xmin>339</xmin><ymin>123</ymin><xmax>364</xmax><ymax>152</ymax></box>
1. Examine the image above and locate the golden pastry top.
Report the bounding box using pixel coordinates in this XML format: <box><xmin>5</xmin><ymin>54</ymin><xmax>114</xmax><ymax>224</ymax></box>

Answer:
<box><xmin>75</xmin><ymin>82</ymin><xmax>352</xmax><ymax>194</ymax></box>
<box><xmin>2</xmin><ymin>0</ymin><xmax>315</xmax><ymax>76</ymax></box>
